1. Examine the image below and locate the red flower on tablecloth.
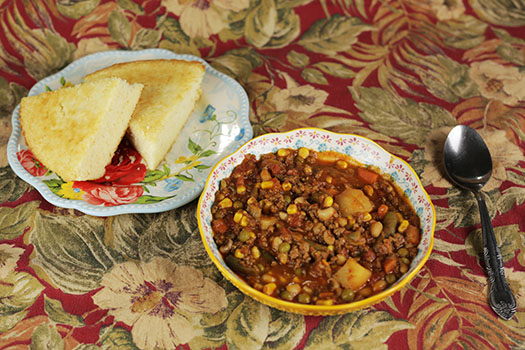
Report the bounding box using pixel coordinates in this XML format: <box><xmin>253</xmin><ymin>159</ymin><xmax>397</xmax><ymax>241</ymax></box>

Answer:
<box><xmin>92</xmin><ymin>141</ymin><xmax>147</xmax><ymax>185</ymax></box>
<box><xmin>73</xmin><ymin>182</ymin><xmax>144</xmax><ymax>206</ymax></box>
<box><xmin>17</xmin><ymin>149</ymin><xmax>47</xmax><ymax>177</ymax></box>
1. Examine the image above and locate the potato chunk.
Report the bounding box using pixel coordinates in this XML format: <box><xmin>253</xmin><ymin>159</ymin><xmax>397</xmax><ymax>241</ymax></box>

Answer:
<box><xmin>335</xmin><ymin>188</ymin><xmax>373</xmax><ymax>216</ymax></box>
<box><xmin>333</xmin><ymin>257</ymin><xmax>372</xmax><ymax>291</ymax></box>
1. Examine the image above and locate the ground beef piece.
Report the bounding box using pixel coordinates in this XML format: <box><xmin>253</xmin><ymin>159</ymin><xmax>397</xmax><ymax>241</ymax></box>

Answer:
<box><xmin>375</xmin><ymin>237</ymin><xmax>394</xmax><ymax>255</ymax></box>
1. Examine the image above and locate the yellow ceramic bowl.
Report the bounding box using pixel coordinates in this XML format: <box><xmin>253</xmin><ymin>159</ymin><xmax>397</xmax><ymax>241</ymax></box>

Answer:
<box><xmin>197</xmin><ymin>128</ymin><xmax>435</xmax><ymax>315</ymax></box>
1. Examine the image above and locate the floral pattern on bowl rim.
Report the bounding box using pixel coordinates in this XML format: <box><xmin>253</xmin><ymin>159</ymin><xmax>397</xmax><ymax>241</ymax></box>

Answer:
<box><xmin>7</xmin><ymin>49</ymin><xmax>252</xmax><ymax>216</ymax></box>
<box><xmin>198</xmin><ymin>128</ymin><xmax>436</xmax><ymax>315</ymax></box>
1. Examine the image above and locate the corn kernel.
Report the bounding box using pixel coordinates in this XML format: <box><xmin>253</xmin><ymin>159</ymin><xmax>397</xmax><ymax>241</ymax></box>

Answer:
<box><xmin>263</xmin><ymin>282</ymin><xmax>277</xmax><ymax>295</ymax></box>
<box><xmin>240</xmin><ymin>216</ymin><xmax>248</xmax><ymax>227</ymax></box>
<box><xmin>260</xmin><ymin>169</ymin><xmax>272</xmax><ymax>181</ymax></box>
<box><xmin>325</xmin><ymin>176</ymin><xmax>333</xmax><ymax>184</ymax></box>
<box><xmin>287</xmin><ymin>204</ymin><xmax>298</xmax><ymax>215</ymax></box>
<box><xmin>398</xmin><ymin>220</ymin><xmax>409</xmax><ymax>233</ymax></box>
<box><xmin>363</xmin><ymin>185</ymin><xmax>374</xmax><ymax>197</ymax></box>
<box><xmin>323</xmin><ymin>196</ymin><xmax>333</xmax><ymax>208</ymax></box>
<box><xmin>233</xmin><ymin>211</ymin><xmax>243</xmax><ymax>223</ymax></box>
<box><xmin>234</xmin><ymin>249</ymin><xmax>244</xmax><ymax>259</ymax></box>
<box><xmin>262</xmin><ymin>273</ymin><xmax>276</xmax><ymax>283</ymax></box>
<box><xmin>218</xmin><ymin>198</ymin><xmax>232</xmax><ymax>208</ymax></box>
<box><xmin>282</xmin><ymin>181</ymin><xmax>292</xmax><ymax>191</ymax></box>
<box><xmin>336</xmin><ymin>160</ymin><xmax>348</xmax><ymax>169</ymax></box>
<box><xmin>251</xmin><ymin>246</ymin><xmax>261</xmax><ymax>258</ymax></box>
<box><xmin>247</xmin><ymin>197</ymin><xmax>257</xmax><ymax>205</ymax></box>
<box><xmin>261</xmin><ymin>181</ymin><xmax>274</xmax><ymax>189</ymax></box>
<box><xmin>236</xmin><ymin>185</ymin><xmax>246</xmax><ymax>194</ymax></box>
<box><xmin>298</xmin><ymin>147</ymin><xmax>310</xmax><ymax>159</ymax></box>
<box><xmin>304</xmin><ymin>165</ymin><xmax>312</xmax><ymax>175</ymax></box>
<box><xmin>277</xmin><ymin>148</ymin><xmax>290</xmax><ymax>157</ymax></box>
<box><xmin>286</xmin><ymin>283</ymin><xmax>302</xmax><ymax>297</ymax></box>
<box><xmin>250</xmin><ymin>231</ymin><xmax>256</xmax><ymax>239</ymax></box>
<box><xmin>327</xmin><ymin>245</ymin><xmax>334</xmax><ymax>251</ymax></box>
<box><xmin>316</xmin><ymin>299</ymin><xmax>333</xmax><ymax>306</ymax></box>
<box><xmin>363</xmin><ymin>213</ymin><xmax>372</xmax><ymax>222</ymax></box>
<box><xmin>347</xmin><ymin>216</ymin><xmax>356</xmax><ymax>226</ymax></box>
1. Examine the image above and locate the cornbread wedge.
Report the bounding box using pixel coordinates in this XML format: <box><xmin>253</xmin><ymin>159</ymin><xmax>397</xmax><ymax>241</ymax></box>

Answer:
<box><xmin>20</xmin><ymin>77</ymin><xmax>143</xmax><ymax>182</ymax></box>
<box><xmin>84</xmin><ymin>59</ymin><xmax>205</xmax><ymax>170</ymax></box>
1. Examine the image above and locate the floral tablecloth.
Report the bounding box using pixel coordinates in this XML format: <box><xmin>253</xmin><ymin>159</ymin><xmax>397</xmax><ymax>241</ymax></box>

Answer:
<box><xmin>1</xmin><ymin>1</ymin><xmax>524</xmax><ymax>349</ymax></box>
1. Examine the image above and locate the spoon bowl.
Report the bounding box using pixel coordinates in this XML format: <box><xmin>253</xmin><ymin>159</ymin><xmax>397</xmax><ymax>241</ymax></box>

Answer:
<box><xmin>443</xmin><ymin>125</ymin><xmax>516</xmax><ymax>320</ymax></box>
<box><xmin>443</xmin><ymin>125</ymin><xmax>492</xmax><ymax>192</ymax></box>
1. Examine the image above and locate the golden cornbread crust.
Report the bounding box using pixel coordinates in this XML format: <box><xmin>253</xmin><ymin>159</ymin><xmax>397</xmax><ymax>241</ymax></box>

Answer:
<box><xmin>84</xmin><ymin>59</ymin><xmax>205</xmax><ymax>170</ymax></box>
<box><xmin>20</xmin><ymin>77</ymin><xmax>143</xmax><ymax>182</ymax></box>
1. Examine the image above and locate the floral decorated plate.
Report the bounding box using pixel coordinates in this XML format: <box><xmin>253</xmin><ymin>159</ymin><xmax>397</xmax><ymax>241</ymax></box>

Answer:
<box><xmin>7</xmin><ymin>49</ymin><xmax>252</xmax><ymax>216</ymax></box>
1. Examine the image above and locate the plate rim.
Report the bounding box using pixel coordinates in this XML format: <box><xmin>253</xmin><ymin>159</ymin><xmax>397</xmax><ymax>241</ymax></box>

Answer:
<box><xmin>7</xmin><ymin>48</ymin><xmax>252</xmax><ymax>216</ymax></box>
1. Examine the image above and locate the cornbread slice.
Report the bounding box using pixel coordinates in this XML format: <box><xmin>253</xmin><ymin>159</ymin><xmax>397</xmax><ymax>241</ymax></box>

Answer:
<box><xmin>20</xmin><ymin>77</ymin><xmax>143</xmax><ymax>182</ymax></box>
<box><xmin>84</xmin><ymin>59</ymin><xmax>205</xmax><ymax>170</ymax></box>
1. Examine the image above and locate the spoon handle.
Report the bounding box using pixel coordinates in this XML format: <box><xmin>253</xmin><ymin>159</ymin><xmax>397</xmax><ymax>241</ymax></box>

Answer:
<box><xmin>475</xmin><ymin>192</ymin><xmax>517</xmax><ymax>320</ymax></box>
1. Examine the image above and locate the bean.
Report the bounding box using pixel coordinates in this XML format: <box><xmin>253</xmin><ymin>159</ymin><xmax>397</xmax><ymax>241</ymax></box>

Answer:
<box><xmin>278</xmin><ymin>252</ymin><xmax>288</xmax><ymax>264</ymax></box>
<box><xmin>358</xmin><ymin>286</ymin><xmax>373</xmax><ymax>298</ymax></box>
<box><xmin>272</xmin><ymin>237</ymin><xmax>283</xmax><ymax>251</ymax></box>
<box><xmin>262</xmin><ymin>273</ymin><xmax>276</xmax><ymax>283</ymax></box>
<box><xmin>341</xmin><ymin>288</ymin><xmax>355</xmax><ymax>302</ymax></box>
<box><xmin>286</xmin><ymin>283</ymin><xmax>302</xmax><ymax>297</ymax></box>
<box><xmin>400</xmin><ymin>263</ymin><xmax>409</xmax><ymax>273</ymax></box>
<box><xmin>336</xmin><ymin>254</ymin><xmax>347</xmax><ymax>265</ymax></box>
<box><xmin>373</xmin><ymin>280</ymin><xmax>388</xmax><ymax>292</ymax></box>
<box><xmin>398</xmin><ymin>247</ymin><xmax>409</xmax><ymax>257</ymax></box>
<box><xmin>297</xmin><ymin>293</ymin><xmax>311</xmax><ymax>304</ymax></box>
<box><xmin>302</xmin><ymin>286</ymin><xmax>313</xmax><ymax>294</ymax></box>
<box><xmin>280</xmin><ymin>290</ymin><xmax>294</xmax><ymax>301</ymax></box>
<box><xmin>370</xmin><ymin>221</ymin><xmax>383</xmax><ymax>238</ymax></box>
<box><xmin>238</xmin><ymin>229</ymin><xmax>251</xmax><ymax>242</ymax></box>
<box><xmin>279</xmin><ymin>242</ymin><xmax>291</xmax><ymax>253</ymax></box>
<box><xmin>385</xmin><ymin>273</ymin><xmax>397</xmax><ymax>284</ymax></box>
<box><xmin>401</xmin><ymin>257</ymin><xmax>410</xmax><ymax>265</ymax></box>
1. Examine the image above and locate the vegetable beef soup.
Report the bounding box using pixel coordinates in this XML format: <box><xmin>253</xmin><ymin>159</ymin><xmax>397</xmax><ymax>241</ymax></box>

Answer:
<box><xmin>210</xmin><ymin>148</ymin><xmax>421</xmax><ymax>305</ymax></box>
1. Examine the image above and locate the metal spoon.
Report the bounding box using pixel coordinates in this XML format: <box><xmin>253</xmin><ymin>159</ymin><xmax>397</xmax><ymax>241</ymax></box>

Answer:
<box><xmin>443</xmin><ymin>125</ymin><xmax>516</xmax><ymax>320</ymax></box>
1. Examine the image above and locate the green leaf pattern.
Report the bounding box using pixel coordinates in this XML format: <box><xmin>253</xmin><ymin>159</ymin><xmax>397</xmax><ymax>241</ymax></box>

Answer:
<box><xmin>1</xmin><ymin>0</ymin><xmax>525</xmax><ymax>349</ymax></box>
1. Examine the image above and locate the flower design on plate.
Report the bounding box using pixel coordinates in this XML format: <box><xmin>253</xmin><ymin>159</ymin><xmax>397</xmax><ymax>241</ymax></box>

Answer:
<box><xmin>92</xmin><ymin>257</ymin><xmax>227</xmax><ymax>349</ymax></box>
<box><xmin>17</xmin><ymin>149</ymin><xmax>47</xmax><ymax>177</ymax></box>
<box><xmin>73</xmin><ymin>182</ymin><xmax>144</xmax><ymax>206</ymax></box>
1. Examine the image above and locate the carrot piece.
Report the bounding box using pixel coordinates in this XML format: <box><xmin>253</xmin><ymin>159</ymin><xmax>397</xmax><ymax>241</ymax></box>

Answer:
<box><xmin>377</xmin><ymin>204</ymin><xmax>389</xmax><ymax>219</ymax></box>
<box><xmin>357</xmin><ymin>167</ymin><xmax>379</xmax><ymax>184</ymax></box>
<box><xmin>318</xmin><ymin>291</ymin><xmax>335</xmax><ymax>299</ymax></box>
<box><xmin>211</xmin><ymin>219</ymin><xmax>228</xmax><ymax>235</ymax></box>
<box><xmin>405</xmin><ymin>225</ymin><xmax>421</xmax><ymax>245</ymax></box>
<box><xmin>383</xmin><ymin>255</ymin><xmax>398</xmax><ymax>274</ymax></box>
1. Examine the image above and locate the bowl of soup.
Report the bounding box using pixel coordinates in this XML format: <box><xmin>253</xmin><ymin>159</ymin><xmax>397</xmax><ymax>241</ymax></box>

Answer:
<box><xmin>197</xmin><ymin>128</ymin><xmax>435</xmax><ymax>315</ymax></box>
